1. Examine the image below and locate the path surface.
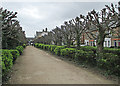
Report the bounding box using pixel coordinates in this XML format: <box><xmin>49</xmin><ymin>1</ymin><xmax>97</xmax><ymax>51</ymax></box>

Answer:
<box><xmin>8</xmin><ymin>46</ymin><xmax>118</xmax><ymax>84</ymax></box>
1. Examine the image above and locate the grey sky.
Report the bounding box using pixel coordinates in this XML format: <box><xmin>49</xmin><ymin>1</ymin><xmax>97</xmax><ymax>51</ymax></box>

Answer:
<box><xmin>1</xmin><ymin>1</ymin><xmax>119</xmax><ymax>37</ymax></box>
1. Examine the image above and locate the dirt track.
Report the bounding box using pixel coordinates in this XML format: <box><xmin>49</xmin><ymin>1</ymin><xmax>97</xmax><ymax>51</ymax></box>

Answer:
<box><xmin>8</xmin><ymin>46</ymin><xmax>118</xmax><ymax>84</ymax></box>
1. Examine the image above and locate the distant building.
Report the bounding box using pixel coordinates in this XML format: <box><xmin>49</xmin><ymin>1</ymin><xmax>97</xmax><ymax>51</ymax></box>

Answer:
<box><xmin>27</xmin><ymin>37</ymin><xmax>34</xmax><ymax>45</ymax></box>
<box><xmin>84</xmin><ymin>27</ymin><xmax>120</xmax><ymax>47</ymax></box>
<box><xmin>34</xmin><ymin>28</ymin><xmax>49</xmax><ymax>43</ymax></box>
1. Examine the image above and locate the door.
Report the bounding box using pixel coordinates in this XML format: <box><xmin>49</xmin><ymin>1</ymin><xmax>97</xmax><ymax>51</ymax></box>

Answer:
<box><xmin>114</xmin><ymin>40</ymin><xmax>117</xmax><ymax>47</ymax></box>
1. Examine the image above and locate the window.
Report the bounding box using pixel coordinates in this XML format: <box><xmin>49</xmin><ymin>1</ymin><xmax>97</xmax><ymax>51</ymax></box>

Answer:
<box><xmin>90</xmin><ymin>41</ymin><xmax>93</xmax><ymax>46</ymax></box>
<box><xmin>87</xmin><ymin>42</ymin><xmax>89</xmax><ymax>45</ymax></box>
<box><xmin>93</xmin><ymin>41</ymin><xmax>95</xmax><ymax>46</ymax></box>
<box><xmin>108</xmin><ymin>41</ymin><xmax>110</xmax><ymax>47</ymax></box>
<box><xmin>105</xmin><ymin>41</ymin><xmax>107</xmax><ymax>47</ymax></box>
<box><xmin>114</xmin><ymin>40</ymin><xmax>117</xmax><ymax>47</ymax></box>
<box><xmin>118</xmin><ymin>40</ymin><xmax>120</xmax><ymax>46</ymax></box>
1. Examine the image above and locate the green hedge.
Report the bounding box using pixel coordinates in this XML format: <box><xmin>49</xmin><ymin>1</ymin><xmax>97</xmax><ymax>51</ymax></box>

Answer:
<box><xmin>97</xmin><ymin>53</ymin><xmax>120</xmax><ymax>76</ymax></box>
<box><xmin>34</xmin><ymin>43</ymin><xmax>120</xmax><ymax>77</ymax></box>
<box><xmin>1</xmin><ymin>50</ymin><xmax>13</xmax><ymax>78</ymax></box>
<box><xmin>50</xmin><ymin>45</ymin><xmax>57</xmax><ymax>53</ymax></box>
<box><xmin>80</xmin><ymin>46</ymin><xmax>120</xmax><ymax>55</ymax></box>
<box><xmin>23</xmin><ymin>44</ymin><xmax>26</xmax><ymax>48</ymax></box>
<box><xmin>43</xmin><ymin>45</ymin><xmax>50</xmax><ymax>50</ymax></box>
<box><xmin>9</xmin><ymin>50</ymin><xmax>20</xmax><ymax>63</ymax></box>
<box><xmin>16</xmin><ymin>46</ymin><xmax>24</xmax><ymax>55</ymax></box>
<box><xmin>104</xmin><ymin>48</ymin><xmax>120</xmax><ymax>55</ymax></box>
<box><xmin>54</xmin><ymin>46</ymin><xmax>65</xmax><ymax>56</ymax></box>
<box><xmin>1</xmin><ymin>45</ymin><xmax>25</xmax><ymax>81</ymax></box>
<box><xmin>61</xmin><ymin>48</ymin><xmax>76</xmax><ymax>59</ymax></box>
<box><xmin>34</xmin><ymin>43</ymin><xmax>39</xmax><ymax>48</ymax></box>
<box><xmin>75</xmin><ymin>50</ymin><xmax>96</xmax><ymax>65</ymax></box>
<box><xmin>1</xmin><ymin>49</ymin><xmax>22</xmax><ymax>78</ymax></box>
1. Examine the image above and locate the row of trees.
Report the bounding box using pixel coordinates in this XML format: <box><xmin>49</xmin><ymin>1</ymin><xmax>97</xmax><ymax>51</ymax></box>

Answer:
<box><xmin>34</xmin><ymin>2</ymin><xmax>120</xmax><ymax>57</ymax></box>
<box><xmin>0</xmin><ymin>7</ymin><xmax>27</xmax><ymax>49</ymax></box>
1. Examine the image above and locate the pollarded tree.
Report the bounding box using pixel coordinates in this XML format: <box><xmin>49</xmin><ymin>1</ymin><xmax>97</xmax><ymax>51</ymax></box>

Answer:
<box><xmin>70</xmin><ymin>15</ymin><xmax>89</xmax><ymax>49</ymax></box>
<box><xmin>85</xmin><ymin>2</ymin><xmax>119</xmax><ymax>56</ymax></box>
<box><xmin>60</xmin><ymin>21</ymin><xmax>75</xmax><ymax>48</ymax></box>
<box><xmin>1</xmin><ymin>8</ymin><xmax>27</xmax><ymax>49</ymax></box>
<box><xmin>105</xmin><ymin>2</ymin><xmax>120</xmax><ymax>38</ymax></box>
<box><xmin>51</xmin><ymin>26</ymin><xmax>63</xmax><ymax>46</ymax></box>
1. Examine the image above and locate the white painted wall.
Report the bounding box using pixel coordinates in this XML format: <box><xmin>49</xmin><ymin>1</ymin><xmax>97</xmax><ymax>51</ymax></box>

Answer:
<box><xmin>104</xmin><ymin>38</ymin><xmax>111</xmax><ymax>47</ymax></box>
<box><xmin>85</xmin><ymin>38</ymin><xmax>111</xmax><ymax>47</ymax></box>
<box><xmin>85</xmin><ymin>40</ymin><xmax>89</xmax><ymax>45</ymax></box>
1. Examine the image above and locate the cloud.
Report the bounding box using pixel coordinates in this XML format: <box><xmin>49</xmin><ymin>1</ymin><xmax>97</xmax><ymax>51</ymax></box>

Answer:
<box><xmin>1</xmin><ymin>2</ymin><xmax>119</xmax><ymax>37</ymax></box>
<box><xmin>19</xmin><ymin>7</ymin><xmax>43</xmax><ymax>19</ymax></box>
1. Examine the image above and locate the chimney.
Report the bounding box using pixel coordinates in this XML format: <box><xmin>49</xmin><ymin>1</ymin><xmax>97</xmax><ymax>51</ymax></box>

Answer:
<box><xmin>43</xmin><ymin>29</ymin><xmax>44</xmax><ymax>32</ymax></box>
<box><xmin>23</xmin><ymin>31</ymin><xmax>25</xmax><ymax>34</ymax></box>
<box><xmin>45</xmin><ymin>28</ymin><xmax>47</xmax><ymax>32</ymax></box>
<box><xmin>118</xmin><ymin>1</ymin><xmax>120</xmax><ymax>14</ymax></box>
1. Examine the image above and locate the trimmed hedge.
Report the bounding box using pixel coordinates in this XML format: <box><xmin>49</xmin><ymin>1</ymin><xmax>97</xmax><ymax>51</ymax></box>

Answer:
<box><xmin>75</xmin><ymin>50</ymin><xmax>96</xmax><ymax>65</ymax></box>
<box><xmin>97</xmin><ymin>53</ymin><xmax>120</xmax><ymax>76</ymax></box>
<box><xmin>104</xmin><ymin>48</ymin><xmax>120</xmax><ymax>55</ymax></box>
<box><xmin>1</xmin><ymin>50</ymin><xmax>13</xmax><ymax>77</ymax></box>
<box><xmin>54</xmin><ymin>46</ymin><xmax>65</xmax><ymax>56</ymax></box>
<box><xmin>34</xmin><ymin>43</ymin><xmax>39</xmax><ymax>48</ymax></box>
<box><xmin>9</xmin><ymin>50</ymin><xmax>20</xmax><ymax>63</ymax></box>
<box><xmin>80</xmin><ymin>46</ymin><xmax>120</xmax><ymax>55</ymax></box>
<box><xmin>43</xmin><ymin>45</ymin><xmax>50</xmax><ymax>50</ymax></box>
<box><xmin>61</xmin><ymin>48</ymin><xmax>76</xmax><ymax>59</ymax></box>
<box><xmin>1</xmin><ymin>46</ymin><xmax>24</xmax><ymax>79</ymax></box>
<box><xmin>16</xmin><ymin>46</ymin><xmax>24</xmax><ymax>55</ymax></box>
<box><xmin>34</xmin><ymin>43</ymin><xmax>120</xmax><ymax>77</ymax></box>
<box><xmin>23</xmin><ymin>44</ymin><xmax>26</xmax><ymax>48</ymax></box>
<box><xmin>50</xmin><ymin>45</ymin><xmax>57</xmax><ymax>53</ymax></box>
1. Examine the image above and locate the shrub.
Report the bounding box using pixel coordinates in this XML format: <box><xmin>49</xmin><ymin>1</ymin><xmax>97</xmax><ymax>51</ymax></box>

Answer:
<box><xmin>97</xmin><ymin>53</ymin><xmax>120</xmax><ymax>76</ymax></box>
<box><xmin>43</xmin><ymin>45</ymin><xmax>49</xmax><ymax>50</ymax></box>
<box><xmin>16</xmin><ymin>46</ymin><xmax>24</xmax><ymax>55</ymax></box>
<box><xmin>60</xmin><ymin>48</ymin><xmax>76</xmax><ymax>59</ymax></box>
<box><xmin>47</xmin><ymin>45</ymin><xmax>52</xmax><ymax>51</ymax></box>
<box><xmin>40</xmin><ymin>44</ymin><xmax>45</xmax><ymax>49</ymax></box>
<box><xmin>80</xmin><ymin>46</ymin><xmax>97</xmax><ymax>54</ymax></box>
<box><xmin>54</xmin><ymin>46</ymin><xmax>65</xmax><ymax>56</ymax></box>
<box><xmin>1</xmin><ymin>50</ymin><xmax>13</xmax><ymax>77</ymax></box>
<box><xmin>23</xmin><ymin>44</ymin><xmax>26</xmax><ymax>48</ymax></box>
<box><xmin>9</xmin><ymin>50</ymin><xmax>20</xmax><ymax>63</ymax></box>
<box><xmin>34</xmin><ymin>43</ymin><xmax>39</xmax><ymax>48</ymax></box>
<box><xmin>104</xmin><ymin>48</ymin><xmax>120</xmax><ymax>55</ymax></box>
<box><xmin>50</xmin><ymin>45</ymin><xmax>57</xmax><ymax>53</ymax></box>
<box><xmin>75</xmin><ymin>50</ymin><xmax>96</xmax><ymax>65</ymax></box>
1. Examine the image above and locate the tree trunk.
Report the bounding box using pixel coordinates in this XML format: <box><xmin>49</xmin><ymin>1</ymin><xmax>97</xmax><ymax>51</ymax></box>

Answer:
<box><xmin>76</xmin><ymin>34</ymin><xmax>80</xmax><ymax>49</ymax></box>
<box><xmin>96</xmin><ymin>30</ymin><xmax>105</xmax><ymax>59</ymax></box>
<box><xmin>76</xmin><ymin>30</ymin><xmax>80</xmax><ymax>49</ymax></box>
<box><xmin>67</xmin><ymin>38</ymin><xmax>71</xmax><ymax>48</ymax></box>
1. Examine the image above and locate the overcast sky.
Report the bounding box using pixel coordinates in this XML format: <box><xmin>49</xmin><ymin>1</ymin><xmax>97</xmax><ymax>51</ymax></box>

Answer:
<box><xmin>1</xmin><ymin>0</ymin><xmax>119</xmax><ymax>37</ymax></box>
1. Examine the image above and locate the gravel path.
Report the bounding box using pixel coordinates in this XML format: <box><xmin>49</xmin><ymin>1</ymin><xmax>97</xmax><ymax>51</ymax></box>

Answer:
<box><xmin>8</xmin><ymin>46</ymin><xmax>118</xmax><ymax>84</ymax></box>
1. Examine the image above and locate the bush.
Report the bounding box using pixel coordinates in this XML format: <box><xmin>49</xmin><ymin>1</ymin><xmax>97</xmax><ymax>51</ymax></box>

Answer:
<box><xmin>75</xmin><ymin>50</ymin><xmax>96</xmax><ymax>65</ymax></box>
<box><xmin>60</xmin><ymin>48</ymin><xmax>76</xmax><ymax>59</ymax></box>
<box><xmin>43</xmin><ymin>45</ymin><xmax>49</xmax><ymax>50</ymax></box>
<box><xmin>80</xmin><ymin>46</ymin><xmax>97</xmax><ymax>54</ymax></box>
<box><xmin>34</xmin><ymin>43</ymin><xmax>39</xmax><ymax>48</ymax></box>
<box><xmin>9</xmin><ymin>50</ymin><xmax>20</xmax><ymax>63</ymax></box>
<box><xmin>50</xmin><ymin>45</ymin><xmax>57</xmax><ymax>53</ymax></box>
<box><xmin>97</xmin><ymin>53</ymin><xmax>120</xmax><ymax>76</ymax></box>
<box><xmin>54</xmin><ymin>46</ymin><xmax>65</xmax><ymax>56</ymax></box>
<box><xmin>34</xmin><ymin>43</ymin><xmax>120</xmax><ymax>77</ymax></box>
<box><xmin>39</xmin><ymin>44</ymin><xmax>45</xmax><ymax>49</ymax></box>
<box><xmin>104</xmin><ymin>48</ymin><xmax>120</xmax><ymax>55</ymax></box>
<box><xmin>16</xmin><ymin>46</ymin><xmax>24</xmax><ymax>55</ymax></box>
<box><xmin>1</xmin><ymin>50</ymin><xmax>13</xmax><ymax>77</ymax></box>
<box><xmin>23</xmin><ymin>44</ymin><xmax>26</xmax><ymax>48</ymax></box>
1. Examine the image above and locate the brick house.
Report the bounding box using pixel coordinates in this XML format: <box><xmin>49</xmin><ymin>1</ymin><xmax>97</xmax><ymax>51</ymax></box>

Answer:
<box><xmin>84</xmin><ymin>27</ymin><xmax>120</xmax><ymax>47</ymax></box>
